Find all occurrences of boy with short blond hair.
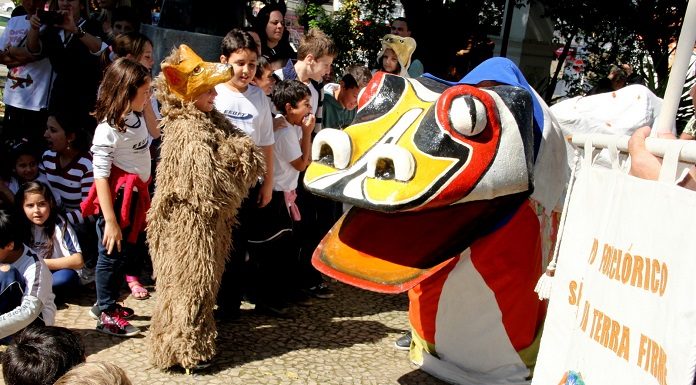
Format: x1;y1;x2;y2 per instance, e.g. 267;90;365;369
275;28;337;133
296;28;338;63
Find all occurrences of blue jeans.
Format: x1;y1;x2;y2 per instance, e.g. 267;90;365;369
74;218;98;269
94;190;146;312
51;269;79;302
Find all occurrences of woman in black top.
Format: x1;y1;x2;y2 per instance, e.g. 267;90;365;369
255;4;295;69
27;0;106;132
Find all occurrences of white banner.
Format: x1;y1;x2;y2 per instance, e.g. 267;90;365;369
533;143;696;385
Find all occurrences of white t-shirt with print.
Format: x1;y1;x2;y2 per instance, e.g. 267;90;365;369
214;83;274;147
91;112;151;182
30;216;81;262
273;115;303;191
0;16;54;111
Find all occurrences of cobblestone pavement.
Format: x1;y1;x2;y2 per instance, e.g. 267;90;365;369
1;280;449;385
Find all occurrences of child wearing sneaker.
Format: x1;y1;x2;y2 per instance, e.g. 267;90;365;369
81;58;153;338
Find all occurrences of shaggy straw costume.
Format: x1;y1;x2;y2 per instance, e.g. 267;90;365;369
146;45;264;370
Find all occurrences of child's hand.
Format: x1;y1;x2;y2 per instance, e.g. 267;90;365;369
258;182;273;208
103;218;122;254
301;114;316;134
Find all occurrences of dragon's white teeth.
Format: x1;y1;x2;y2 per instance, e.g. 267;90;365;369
366;144;415;182
312;128;352;169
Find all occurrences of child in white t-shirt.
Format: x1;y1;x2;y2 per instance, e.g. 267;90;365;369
0;0;54;145
273;29;337;300
271;80;315;195
214;28;276;318
215;28;274;207
16;181;83;303
0;208;56;341
82;58;152;338
240;79;315;315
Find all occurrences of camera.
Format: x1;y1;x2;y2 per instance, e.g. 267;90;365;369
38;10;64;25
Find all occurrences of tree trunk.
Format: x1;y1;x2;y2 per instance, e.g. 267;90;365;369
544;32;576;103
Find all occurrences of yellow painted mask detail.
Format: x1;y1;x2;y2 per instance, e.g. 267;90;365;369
160;44;233;101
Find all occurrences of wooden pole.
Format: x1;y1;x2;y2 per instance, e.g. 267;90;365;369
570;133;696;163
653;0;696;134
499;0;516;57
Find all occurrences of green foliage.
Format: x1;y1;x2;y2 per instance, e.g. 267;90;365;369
298;0;393;81
289;0;690;98
534;0;688;101
298;3;329;30
296;0;515;80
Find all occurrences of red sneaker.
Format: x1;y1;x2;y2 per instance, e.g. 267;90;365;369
96;310;140;337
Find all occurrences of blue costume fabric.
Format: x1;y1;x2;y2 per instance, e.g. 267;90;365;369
424;57;544;160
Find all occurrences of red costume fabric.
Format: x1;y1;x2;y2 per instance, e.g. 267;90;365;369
80;165;151;243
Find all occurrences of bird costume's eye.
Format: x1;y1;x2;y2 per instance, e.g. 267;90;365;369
449;96;487;137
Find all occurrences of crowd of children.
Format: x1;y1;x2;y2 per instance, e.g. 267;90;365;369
0;0;426;374
2;3;692;382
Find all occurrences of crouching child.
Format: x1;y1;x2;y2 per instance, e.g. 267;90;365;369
0;208;56;341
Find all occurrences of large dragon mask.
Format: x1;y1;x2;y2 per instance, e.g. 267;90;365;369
305;62;539;293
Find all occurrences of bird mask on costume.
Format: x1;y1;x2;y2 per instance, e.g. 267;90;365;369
377;34;417;77
305;66;537;292
160;44;232;101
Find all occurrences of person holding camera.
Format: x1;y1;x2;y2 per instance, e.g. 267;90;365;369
0;0;52;148
27;0;106;133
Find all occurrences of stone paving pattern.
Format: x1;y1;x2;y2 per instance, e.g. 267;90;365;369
0;280;449;385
